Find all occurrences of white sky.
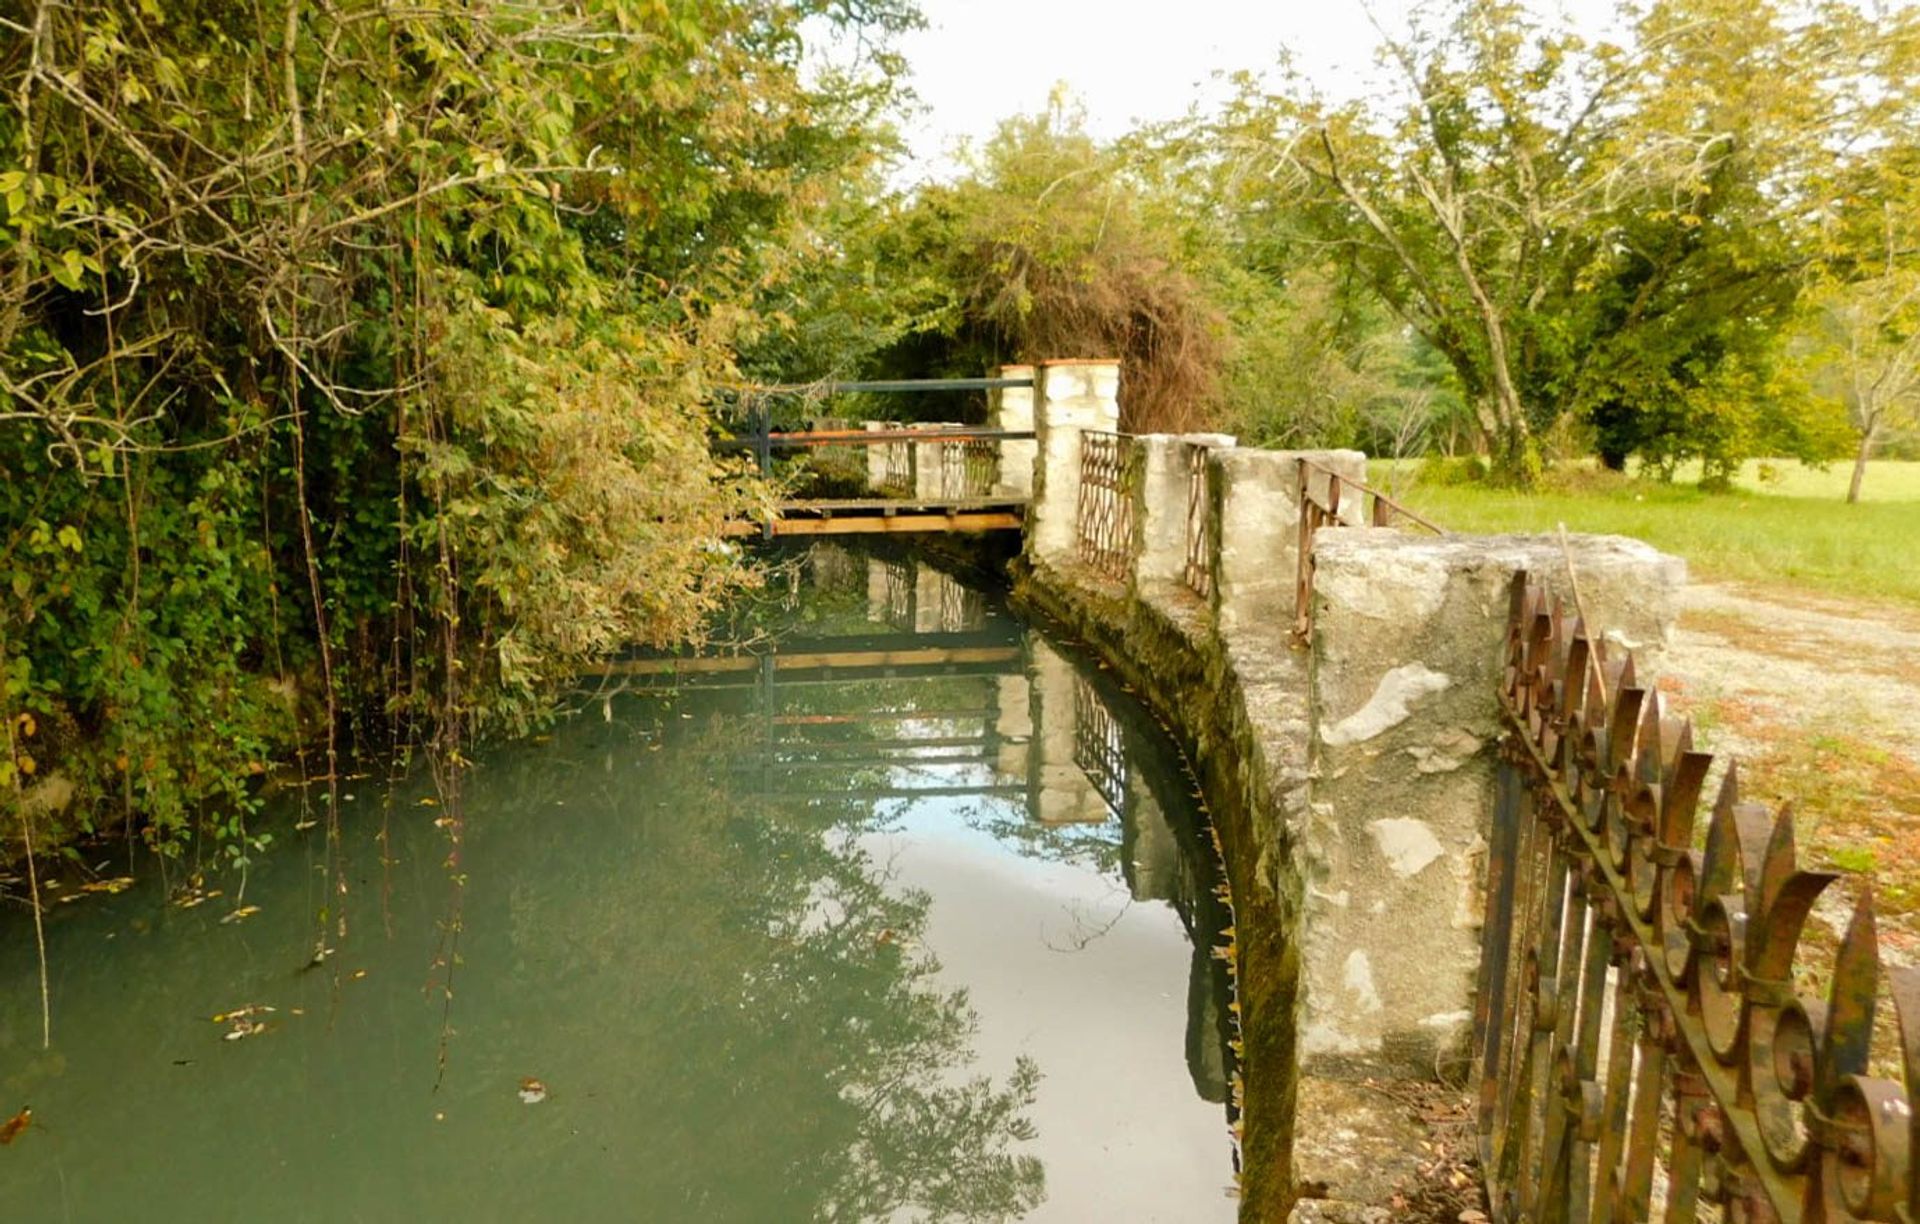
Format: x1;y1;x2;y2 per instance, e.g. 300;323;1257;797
884;0;1628;182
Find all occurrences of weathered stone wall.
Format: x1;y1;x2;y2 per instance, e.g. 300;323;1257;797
990;364;1037;499
1300;532;1684;1080
1007;371;1685;1223
1027;359;1121;566
1211;448;1364;636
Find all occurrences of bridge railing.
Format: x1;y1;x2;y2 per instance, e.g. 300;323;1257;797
1481;570;1918;1223
1292;457;1444;644
1182;440;1217;600
1074;430;1141;582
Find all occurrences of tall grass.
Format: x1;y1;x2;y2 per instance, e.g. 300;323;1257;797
1375;460;1920;607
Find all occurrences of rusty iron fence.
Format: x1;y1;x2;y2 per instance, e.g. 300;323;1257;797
871;424;914;498
1293;458;1444;644
939;437;1000;499
1478;571;1919;1223
1183;441;1216;600
1075;430;1140;582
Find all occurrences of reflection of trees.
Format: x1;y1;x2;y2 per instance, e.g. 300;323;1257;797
467;693;1046;1222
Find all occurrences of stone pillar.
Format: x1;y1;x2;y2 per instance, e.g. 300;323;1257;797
1209;448;1365;638
1298;530;1684;1077
912;423;959;500
1027;638;1109;824
1026;359;1121;568
990;364;1036;499
1133;432;1235;589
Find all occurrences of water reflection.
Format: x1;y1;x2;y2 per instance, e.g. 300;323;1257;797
0;545;1235;1222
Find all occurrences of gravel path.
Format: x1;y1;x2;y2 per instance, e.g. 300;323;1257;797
1667;582;1920;762
1665;581;1920;963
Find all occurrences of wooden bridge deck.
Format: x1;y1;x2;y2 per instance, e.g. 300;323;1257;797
727;495;1027;537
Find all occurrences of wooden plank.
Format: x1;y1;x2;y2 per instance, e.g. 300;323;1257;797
589;645;1021;677
780;496;1027;512
770;512;1023;536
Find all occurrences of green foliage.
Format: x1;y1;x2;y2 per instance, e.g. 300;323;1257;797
837;102;1231;431
1199;0;1920;485
0;0;917;855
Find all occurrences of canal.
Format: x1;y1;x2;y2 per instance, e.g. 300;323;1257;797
0;545;1237;1221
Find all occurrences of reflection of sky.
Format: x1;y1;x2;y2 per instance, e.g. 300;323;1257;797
860;797;1237;1223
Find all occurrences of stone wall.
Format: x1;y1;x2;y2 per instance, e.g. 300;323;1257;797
998;368;1685;1222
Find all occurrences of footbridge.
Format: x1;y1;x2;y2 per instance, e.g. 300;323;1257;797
716;376;1039;537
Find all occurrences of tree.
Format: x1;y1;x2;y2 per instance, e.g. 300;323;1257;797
855;100;1230;432
0;0;920;854
1805;151;1920;502
1204;0;1919;485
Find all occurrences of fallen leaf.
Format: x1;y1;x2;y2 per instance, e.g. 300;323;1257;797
219;905;262;925
518;1077;548;1105
0;1108;30;1146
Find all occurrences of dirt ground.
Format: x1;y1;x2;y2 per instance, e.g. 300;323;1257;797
1662;581;1920;964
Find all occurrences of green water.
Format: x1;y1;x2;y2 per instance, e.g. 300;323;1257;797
0;546;1237;1222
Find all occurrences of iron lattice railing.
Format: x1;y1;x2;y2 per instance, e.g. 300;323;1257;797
1293;458;1444;644
1072;671;1127;820
939;438;1000;499
1183;441;1214;600
876;430;913;498
1479;571;1918;1223
1075;430;1140;582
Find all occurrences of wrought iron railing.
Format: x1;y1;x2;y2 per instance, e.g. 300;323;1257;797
1480;571;1918;1223
1183;441;1215;600
939;438;1000;499
871;424;913;498
1293;458;1444;644
1075;430;1140;582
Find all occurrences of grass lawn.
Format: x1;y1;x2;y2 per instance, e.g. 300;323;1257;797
1373;459;1920;607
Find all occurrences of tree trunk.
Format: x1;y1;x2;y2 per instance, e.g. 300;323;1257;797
1847;426;1876;504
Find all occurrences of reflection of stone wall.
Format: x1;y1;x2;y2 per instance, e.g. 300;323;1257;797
866;556;915;631
851;559;985;635
1123;768;1178;903
1027;639;1109;825
993;673;1031;780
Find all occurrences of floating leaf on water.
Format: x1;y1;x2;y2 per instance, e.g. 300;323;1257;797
0;1108;31;1146
211;1004;276;1024
517;1077;548;1104
350;969;367;981
417;796;438;807
80;876;135;895
219;905;262;925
